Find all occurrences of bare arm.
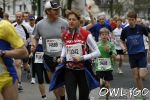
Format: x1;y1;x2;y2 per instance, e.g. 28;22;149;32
2;46;28;59
85;6;96;30
120;39;127;52
31;37;38;53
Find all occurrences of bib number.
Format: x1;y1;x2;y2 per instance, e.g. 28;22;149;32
34;52;44;63
97;58;111;71
66;44;83;61
46;39;62;52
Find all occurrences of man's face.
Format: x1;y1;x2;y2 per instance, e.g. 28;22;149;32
128;17;136;27
98;16;105;24
23;13;29;22
136;18;142;25
29;19;35;26
47;8;60;20
16;12;23;24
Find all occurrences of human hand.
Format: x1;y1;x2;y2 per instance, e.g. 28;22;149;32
86;5;92;13
104;46;110;52
73;55;84;62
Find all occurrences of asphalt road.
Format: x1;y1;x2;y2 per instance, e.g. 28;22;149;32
19;56;150;100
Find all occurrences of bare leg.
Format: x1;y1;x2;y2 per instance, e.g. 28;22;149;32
0;93;4;100
39;84;46;97
2;81;18;100
132;68;143;90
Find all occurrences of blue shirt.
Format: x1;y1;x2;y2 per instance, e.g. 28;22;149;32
90;23;112;42
120;24;149;54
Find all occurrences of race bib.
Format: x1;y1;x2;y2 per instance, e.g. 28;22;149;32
34;52;44;63
46;39;62;52
97;58;111;71
0;63;5;75
66;44;83;61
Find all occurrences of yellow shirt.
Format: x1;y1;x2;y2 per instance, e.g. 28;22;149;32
0;20;24;77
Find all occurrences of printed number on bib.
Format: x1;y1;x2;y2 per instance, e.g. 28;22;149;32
34;52;44;63
97;58;111;71
66;44;83;61
46;39;62;52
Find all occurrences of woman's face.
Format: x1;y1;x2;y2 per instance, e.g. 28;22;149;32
68;14;80;29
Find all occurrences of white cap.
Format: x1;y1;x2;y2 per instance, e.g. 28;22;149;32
45;1;61;10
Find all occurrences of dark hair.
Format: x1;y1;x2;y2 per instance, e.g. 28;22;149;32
35;16;43;24
66;9;81;20
127;11;137;19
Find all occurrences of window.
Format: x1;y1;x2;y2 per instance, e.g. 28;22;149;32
24;4;26;11
19;5;22;11
7;5;10;11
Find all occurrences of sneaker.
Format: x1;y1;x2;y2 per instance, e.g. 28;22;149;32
42;97;47;100
138;96;146;100
118;68;123;74
31;78;36;84
89;96;95;100
18;84;23;92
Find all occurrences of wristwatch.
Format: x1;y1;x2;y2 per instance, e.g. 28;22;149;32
0;50;6;57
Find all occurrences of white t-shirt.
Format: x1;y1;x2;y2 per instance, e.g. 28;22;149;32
113;28;122;50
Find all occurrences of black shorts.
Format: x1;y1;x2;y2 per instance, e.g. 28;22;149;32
43;54;59;73
129;52;147;69
96;70;113;81
116;50;124;55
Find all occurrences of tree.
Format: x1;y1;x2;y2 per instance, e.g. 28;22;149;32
31;0;37;15
13;0;16;14
113;2;123;16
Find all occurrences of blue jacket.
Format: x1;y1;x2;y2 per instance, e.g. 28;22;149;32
49;63;99;91
0;40;18;83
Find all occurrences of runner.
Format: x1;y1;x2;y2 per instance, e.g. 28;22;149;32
32;1;68;100
112;18;124;74
0;8;28;100
90;13;112;42
95;28;116;100
13;11;32;91
61;10;100;100
120;11;150;99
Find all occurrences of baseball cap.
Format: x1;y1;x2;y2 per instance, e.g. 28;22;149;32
29;15;35;20
45;1;61;10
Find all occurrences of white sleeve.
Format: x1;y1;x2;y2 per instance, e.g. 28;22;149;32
61;45;66;58
83;34;100;60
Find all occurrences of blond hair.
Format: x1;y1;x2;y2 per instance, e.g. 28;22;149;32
99;28;110;34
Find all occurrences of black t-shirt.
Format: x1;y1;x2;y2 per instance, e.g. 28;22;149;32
120;24;149;41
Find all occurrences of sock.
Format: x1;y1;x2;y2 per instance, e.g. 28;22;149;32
61;96;65;100
42;95;46;98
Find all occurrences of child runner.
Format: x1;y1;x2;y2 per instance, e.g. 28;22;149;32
95;28;116;100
